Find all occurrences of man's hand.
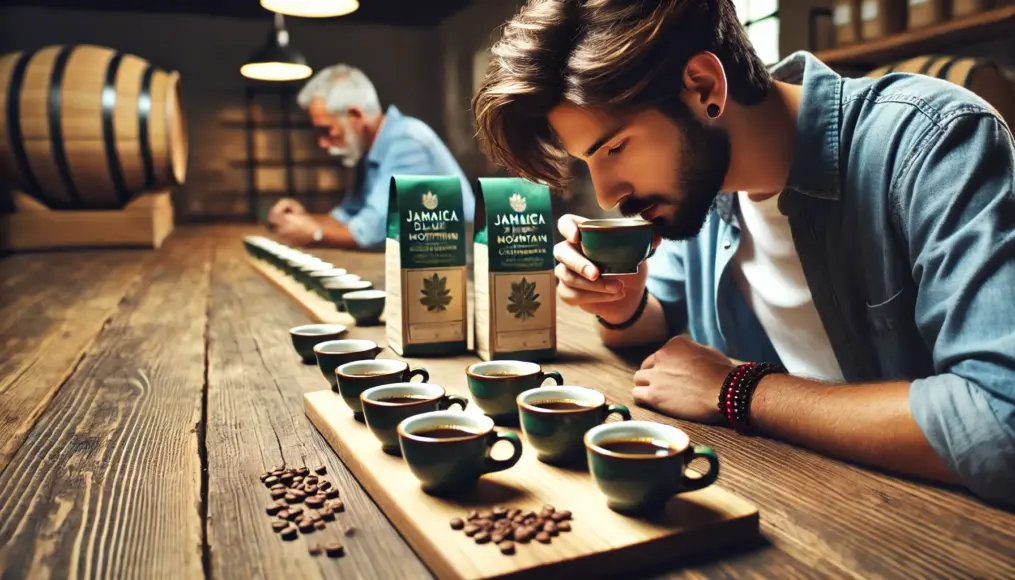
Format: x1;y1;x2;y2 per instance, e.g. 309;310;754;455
554;214;659;324
274;212;319;247
632;336;736;423
268;198;307;227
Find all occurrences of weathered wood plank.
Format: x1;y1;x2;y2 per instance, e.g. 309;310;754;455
0;230;210;578
0;249;148;470
205;236;432;580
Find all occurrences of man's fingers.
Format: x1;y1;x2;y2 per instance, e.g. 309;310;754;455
553;241;600;281
558;284;626;306
633;369;652;385
557;214;588;244
631;385;653;407
641;352;658;370
555;263;622;294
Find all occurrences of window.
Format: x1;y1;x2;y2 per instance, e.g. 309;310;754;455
734;0;780;65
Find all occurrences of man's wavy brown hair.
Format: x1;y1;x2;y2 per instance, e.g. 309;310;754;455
472;0;772;189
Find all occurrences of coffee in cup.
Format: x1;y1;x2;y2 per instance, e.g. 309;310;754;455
335;358;428;421
518;385;631;465
576;218;654;275
314;339;383;389
465;360;563;423
361;383;468;454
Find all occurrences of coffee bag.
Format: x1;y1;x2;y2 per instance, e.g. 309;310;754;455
386;175;468;356
474;178;556;361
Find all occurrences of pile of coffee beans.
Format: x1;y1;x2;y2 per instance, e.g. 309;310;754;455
259;465;347;558
450;505;573;555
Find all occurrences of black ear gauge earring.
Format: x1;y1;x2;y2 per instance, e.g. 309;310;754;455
706;104;721;119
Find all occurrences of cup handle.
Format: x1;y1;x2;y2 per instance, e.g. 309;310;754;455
371;346;385;358
606;404;631;421
538;370;564;386
437;394;469;411
678;445;720;492
483;430;523;474
406;367;429;382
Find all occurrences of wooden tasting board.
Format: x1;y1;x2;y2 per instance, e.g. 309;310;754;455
248;256;761;579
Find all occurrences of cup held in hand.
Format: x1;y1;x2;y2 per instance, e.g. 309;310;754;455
577;218;654;276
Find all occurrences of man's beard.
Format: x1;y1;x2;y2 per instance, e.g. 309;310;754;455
620;113;730;240
327;116;363;168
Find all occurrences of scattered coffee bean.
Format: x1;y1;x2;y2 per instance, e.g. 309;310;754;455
308;510;323;522
271;489;287;500
325;488;339;499
467;510;479;521
536;532;551;544
296;467;310;477
277;509;290;520
344;526;356;537
304;485;318;495
305;476;318;486
329;499;345;512
298;520;315;533
558;521;571;532
493;506;507;519
292;488;307;499
491;532;505;544
320;507;335;521
543;521;557;536
318;481;332;492
507;508;521;519
306;496;324;509
477;509;494;520
475;531;491;544
284;493;297;504
540;508;553;519
272;466;285;474
314;520;326;531
463;524;480;537
511;515;525;524
293;476;304;486
270;483;285;491
450;518;464;530
288;506;303;518
514;527;533;543
476;518;492;529
325;543;344;558
274;499;288;508
271;520;288;532
264;476;279;486
315;465;327;475
551;510;571;522
498;541;515;555
280;472;294;485
524;511;537;520
542;504;555;513
281;525;298;541
266;503;282;516
259;472;270;482
308;544;322;556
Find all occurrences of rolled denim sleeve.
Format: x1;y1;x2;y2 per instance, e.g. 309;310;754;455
345;139;433;250
899;113;1015;505
645;240;689;337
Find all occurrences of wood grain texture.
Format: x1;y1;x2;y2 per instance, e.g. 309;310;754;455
0;229;209;578
0;248;147;470
205;236;432;580
306;390;759;580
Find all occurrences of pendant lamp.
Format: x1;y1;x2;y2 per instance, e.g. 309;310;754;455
240;13;313;82
260;0;359;18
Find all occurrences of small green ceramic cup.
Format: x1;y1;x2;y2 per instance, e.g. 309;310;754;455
577;218;654;275
325;279;373;311
314;339;383;390
518;385;631;465
342;289;386;326
361;382;469;454
585;421;720;515
298;261;334;289
398;410;523;495
309;268;349;296
465;360;564;424
335;358;428;421
288;323;347;363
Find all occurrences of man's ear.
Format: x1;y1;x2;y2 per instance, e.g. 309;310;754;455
345;105;366;130
681;51;728;120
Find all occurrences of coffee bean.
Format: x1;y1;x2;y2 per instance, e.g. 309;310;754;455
259;472;270;482
266;503;282;516
511;515;525;524
308;510;322;522
524;511;537;520
296;467;310;477
475;531;491;544
463;524;480;537
540;508;553;519
542;504;555;513
450;518;464;530
475;518;492;529
536;531;551;544
273;466;285;473
293;476;304;486
498;541;515;555
271;520;288;532
543;521;558;536
264;476;279;486
558;521;571;532
305;476;318;486
314;520;327;531
308;544;322;556
551;510;571;522
344;526;356;537
491;532;505;544
287;506;303;517
292;488;306;499
325;488;340;499
280;473;294;485
270;483;285;491
318;481;332;492
270;489;286;500
281;525;298;541
284;493;297;503
304;485;318;495
492;506;507;519
305;496;324;509
325;543;344;558
329;499;345;512
277;509;290;520
315;465;327;475
507;508;521;519
274;499;288;508
320;507;335;521
467;510;479;521
298;520;315;533
477;509;493;520
514;527;533;543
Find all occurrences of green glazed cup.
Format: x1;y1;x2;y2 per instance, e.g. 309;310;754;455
398;410;523;495
314;339;383;390
360;382;469;454
585;421;720;515
577;218;654;275
309;268;349;296
465;360;564;424
298;261;334;289
518;385;631;465
342;289;386;326
289;323;347;363
335;358;428;421
325;279;372;311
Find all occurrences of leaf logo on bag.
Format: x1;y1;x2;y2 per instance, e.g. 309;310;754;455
507;277;541;320
420;273;452;312
422;191;439;210
509;193;527;213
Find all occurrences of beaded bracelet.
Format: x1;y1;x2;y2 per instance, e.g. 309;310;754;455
717;362;786;433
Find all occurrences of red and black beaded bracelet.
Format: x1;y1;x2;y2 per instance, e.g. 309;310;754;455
717;362;786;433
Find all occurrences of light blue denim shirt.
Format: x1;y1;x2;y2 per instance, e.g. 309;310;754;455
646;52;1015;506
331;105;476;249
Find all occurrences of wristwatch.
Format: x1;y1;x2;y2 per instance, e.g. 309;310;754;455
312;226;324;244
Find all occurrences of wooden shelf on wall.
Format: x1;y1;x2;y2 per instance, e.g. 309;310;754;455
229;159;339;168
816;5;1015;67
221;120;316;130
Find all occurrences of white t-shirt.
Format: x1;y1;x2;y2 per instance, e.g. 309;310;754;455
732;192;845;382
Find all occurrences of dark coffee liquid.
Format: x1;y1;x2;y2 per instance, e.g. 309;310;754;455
534;399;593;411
355;369;392;377
377;395;430;404
414;426;478;439
599;438;677;457
482;370;519;377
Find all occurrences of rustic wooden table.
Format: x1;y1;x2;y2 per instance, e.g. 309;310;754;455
2;225;1013;579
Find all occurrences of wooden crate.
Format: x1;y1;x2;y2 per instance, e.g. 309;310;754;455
0;190;174;251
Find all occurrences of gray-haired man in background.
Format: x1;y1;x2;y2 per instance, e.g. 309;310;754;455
268;64;475;250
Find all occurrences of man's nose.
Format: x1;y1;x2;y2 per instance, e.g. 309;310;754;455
589;166;628;211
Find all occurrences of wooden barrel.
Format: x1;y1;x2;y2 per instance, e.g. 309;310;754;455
867;55;1014;125
0;45;188;210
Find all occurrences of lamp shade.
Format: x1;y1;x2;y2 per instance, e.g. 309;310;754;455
260;0;359;18
241;13;313;82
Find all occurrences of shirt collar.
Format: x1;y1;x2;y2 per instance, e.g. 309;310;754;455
366;104;403;166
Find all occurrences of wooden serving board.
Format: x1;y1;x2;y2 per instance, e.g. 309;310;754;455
305;390;759;580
